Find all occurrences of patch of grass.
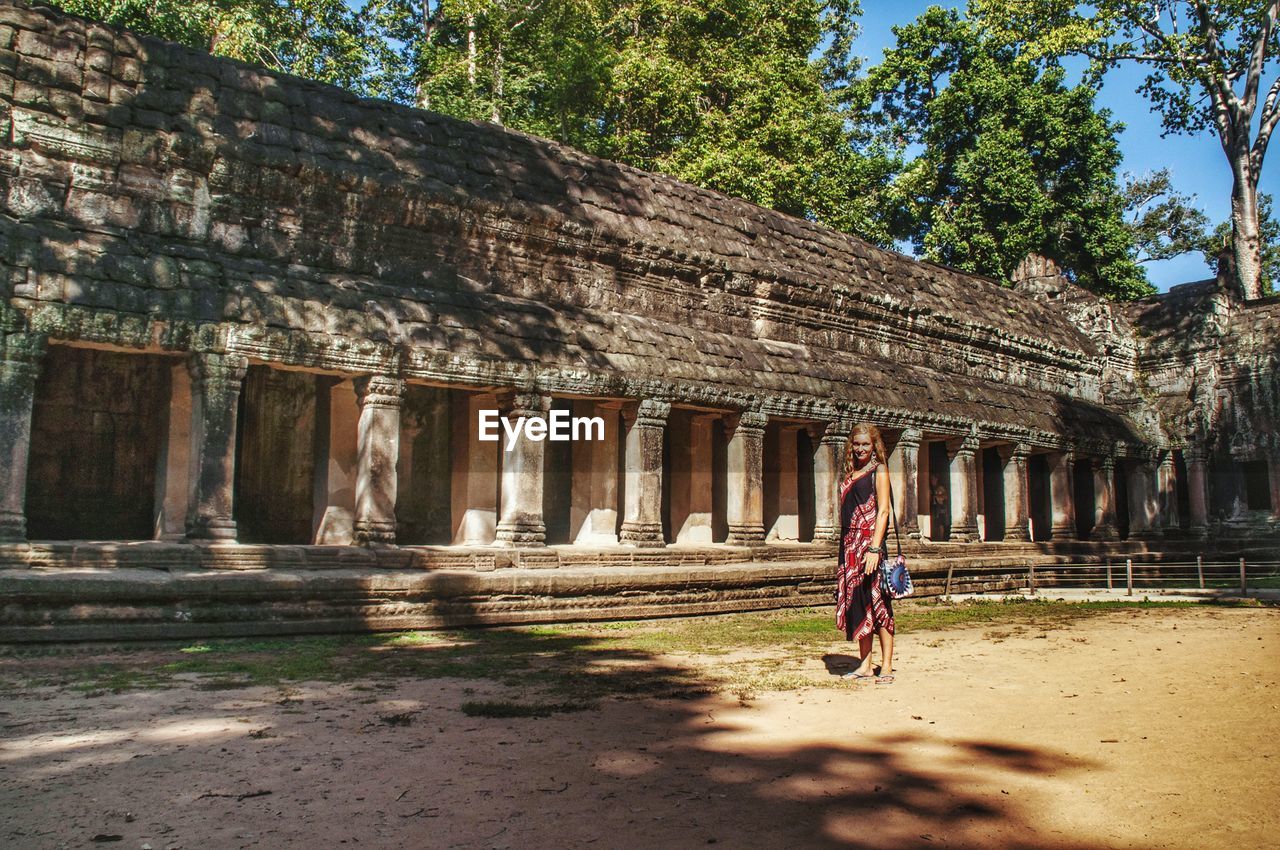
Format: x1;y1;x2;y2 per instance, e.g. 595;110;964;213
1;597;1264;704
460;700;592;718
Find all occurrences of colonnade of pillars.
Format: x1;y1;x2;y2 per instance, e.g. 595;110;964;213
2;340;1276;546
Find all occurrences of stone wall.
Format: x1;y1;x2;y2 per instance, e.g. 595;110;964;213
0;0;1150;454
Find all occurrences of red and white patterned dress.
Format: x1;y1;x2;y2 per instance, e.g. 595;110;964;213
835;459;895;639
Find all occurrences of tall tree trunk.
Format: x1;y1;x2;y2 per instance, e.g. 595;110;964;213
1230;155;1265;300
467;13;477;89
491;38;503;124
415;0;437;110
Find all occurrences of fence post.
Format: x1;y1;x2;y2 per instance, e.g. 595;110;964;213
1241;557;1247;595
1197;555;1204;589
944;562;954;598
1029;562;1036;595
1106;558;1112;590
1126;558;1133;596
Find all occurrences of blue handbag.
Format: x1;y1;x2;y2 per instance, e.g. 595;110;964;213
879;479;915;599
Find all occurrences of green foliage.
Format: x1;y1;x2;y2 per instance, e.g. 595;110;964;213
60;0;382;91
362;0;890;239
974;0;1280;299
862;7;1151;298
1123;168;1211;263
974;0;1280;138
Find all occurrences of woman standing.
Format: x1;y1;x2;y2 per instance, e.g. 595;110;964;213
836;423;895;683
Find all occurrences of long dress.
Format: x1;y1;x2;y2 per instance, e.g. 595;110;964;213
835;459;895;640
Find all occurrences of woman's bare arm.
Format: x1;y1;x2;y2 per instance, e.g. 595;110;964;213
872;465;891;551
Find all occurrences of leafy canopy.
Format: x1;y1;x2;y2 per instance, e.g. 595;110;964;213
59;0;380;91
861;7;1151;297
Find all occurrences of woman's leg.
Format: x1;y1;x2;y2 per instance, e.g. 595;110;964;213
877;628;894;678
854;634;874;674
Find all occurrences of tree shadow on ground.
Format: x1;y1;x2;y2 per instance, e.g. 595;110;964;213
0;629;1118;848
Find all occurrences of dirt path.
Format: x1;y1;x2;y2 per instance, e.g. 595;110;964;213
1;606;1276;848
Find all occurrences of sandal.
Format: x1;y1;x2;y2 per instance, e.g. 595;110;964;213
842;671;873;680
874;675;895;685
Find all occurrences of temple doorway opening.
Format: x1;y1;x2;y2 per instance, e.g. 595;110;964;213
26;346;168;541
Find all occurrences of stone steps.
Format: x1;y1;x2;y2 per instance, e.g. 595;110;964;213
0;539;1273;642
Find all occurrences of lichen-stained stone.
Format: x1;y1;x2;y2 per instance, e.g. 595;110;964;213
0;0;1273;492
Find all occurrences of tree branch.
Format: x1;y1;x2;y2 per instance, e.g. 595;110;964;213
1238;0;1278;130
1192;0;1243;124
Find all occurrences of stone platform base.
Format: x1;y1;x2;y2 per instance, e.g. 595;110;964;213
0;539;1272;642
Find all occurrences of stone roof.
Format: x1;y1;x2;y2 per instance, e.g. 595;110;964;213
0;0;1150;446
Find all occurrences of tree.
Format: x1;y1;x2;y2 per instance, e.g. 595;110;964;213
1122;169;1211;263
1202;192;1280;291
975;0;1280;300
61;0;380;92
861;7;1150;298
369;0;894;241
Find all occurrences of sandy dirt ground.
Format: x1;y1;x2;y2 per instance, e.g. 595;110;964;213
1;606;1277;849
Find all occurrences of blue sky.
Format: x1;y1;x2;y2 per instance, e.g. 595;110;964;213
856;1;1277;291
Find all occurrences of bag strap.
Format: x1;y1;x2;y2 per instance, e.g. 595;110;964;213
882;466;903;558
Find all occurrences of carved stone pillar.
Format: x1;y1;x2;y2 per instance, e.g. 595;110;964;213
1127;456;1161;539
620;399;669;547
352;376;405;546
185;352;247;543
1049;451;1076;539
495;392;550;546
725;410;767;546
1158;451;1180;531
948;433;980;542
1001;443;1031;542
892;427;922;540
1186;446;1210;537
811;421;849;542
0;332;46;543
1092;455;1120;541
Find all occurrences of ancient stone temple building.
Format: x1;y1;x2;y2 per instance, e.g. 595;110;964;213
0;1;1275;638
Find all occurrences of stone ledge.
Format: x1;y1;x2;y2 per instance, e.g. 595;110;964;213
1;541;1273;642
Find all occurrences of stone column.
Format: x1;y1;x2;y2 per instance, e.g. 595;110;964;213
1186;446;1210;537
185;352;247;543
0;332;46;543
154;362;193;540
948;433;980;542
495;392;550;546
767;423;802;542
811;421;848;542
570;400;621;545
1158;451;1180;531
725;410;767;546
619;399;669;547
1092;455;1120;541
1127;457;1160;538
353;376;405;546
893;427;922;540
453;392;500;545
1001;443;1031;542
1048;451;1076;539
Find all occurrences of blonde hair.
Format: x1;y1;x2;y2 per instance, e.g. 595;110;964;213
843;422;887;480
